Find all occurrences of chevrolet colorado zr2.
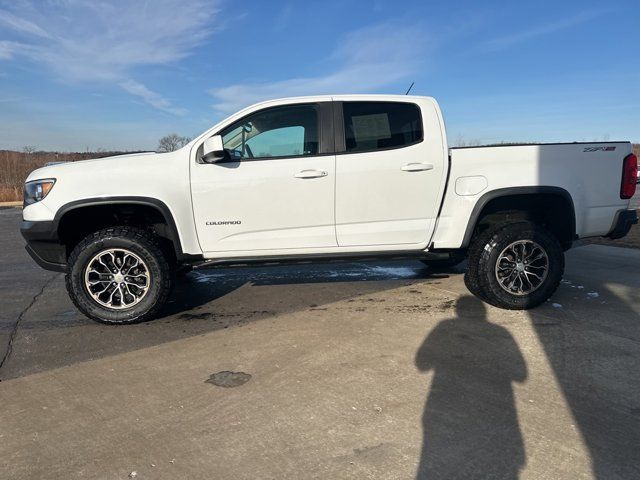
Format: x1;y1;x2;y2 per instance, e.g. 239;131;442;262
21;95;638;324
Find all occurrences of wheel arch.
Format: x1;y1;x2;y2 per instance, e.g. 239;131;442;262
55;197;184;262
462;187;577;250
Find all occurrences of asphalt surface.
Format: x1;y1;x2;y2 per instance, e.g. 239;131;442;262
0;207;451;379
1;206;640;479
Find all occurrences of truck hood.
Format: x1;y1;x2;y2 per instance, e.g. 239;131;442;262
25;151;171;182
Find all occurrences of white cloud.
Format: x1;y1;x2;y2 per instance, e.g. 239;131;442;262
119;80;187;116
0;9;50;38
0;0;220;113
0;40;20;59
480;9;605;52
273;4;293;32
209;22;427;114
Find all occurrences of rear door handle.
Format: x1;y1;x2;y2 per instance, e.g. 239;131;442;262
295;169;328;179
401;163;434;172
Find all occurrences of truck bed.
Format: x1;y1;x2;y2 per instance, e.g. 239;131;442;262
430;142;633;249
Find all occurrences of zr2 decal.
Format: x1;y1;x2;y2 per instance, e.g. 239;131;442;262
583;146;616;152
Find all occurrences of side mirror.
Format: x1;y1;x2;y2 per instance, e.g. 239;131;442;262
201;135;228;163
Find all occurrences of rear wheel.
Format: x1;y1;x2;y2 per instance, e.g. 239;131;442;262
465;222;564;310
66;226;172;324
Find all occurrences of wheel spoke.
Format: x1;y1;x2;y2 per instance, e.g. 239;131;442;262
527;261;546;268
107;284;118;305
123;283;139;301
513;272;522;293
523;269;543;281
94;282;113;295
123;257;139;274
507;272;519;290
527;252;545;263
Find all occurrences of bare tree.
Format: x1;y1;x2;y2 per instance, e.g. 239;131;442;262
157;134;191;152
22;146;37;154
453;135;482;147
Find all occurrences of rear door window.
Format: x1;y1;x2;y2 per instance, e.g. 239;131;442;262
342;101;423;153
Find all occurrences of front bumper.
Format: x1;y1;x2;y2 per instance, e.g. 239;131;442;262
605;209;638;240
20;220;67;272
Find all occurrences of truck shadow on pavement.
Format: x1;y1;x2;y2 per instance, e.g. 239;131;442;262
164;261;450;316
415;296;527;479
0;260;449;379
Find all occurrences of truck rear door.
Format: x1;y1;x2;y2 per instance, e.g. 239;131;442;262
333;98;448;247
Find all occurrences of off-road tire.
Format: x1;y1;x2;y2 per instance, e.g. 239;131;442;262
464;227;495;304
465;222;564;310
66;226;172;324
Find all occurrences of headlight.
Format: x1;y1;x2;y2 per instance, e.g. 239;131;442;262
24;179;56;206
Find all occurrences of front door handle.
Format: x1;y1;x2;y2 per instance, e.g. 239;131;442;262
401;162;434;172
295;169;328;179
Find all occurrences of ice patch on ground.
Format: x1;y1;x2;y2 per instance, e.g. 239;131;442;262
326;271;366;278
552;303;563;308
562;279;585;289
193;272;226;283
366;266;418;278
587;292;599;298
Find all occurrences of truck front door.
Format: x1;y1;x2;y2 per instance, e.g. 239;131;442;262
190;102;337;253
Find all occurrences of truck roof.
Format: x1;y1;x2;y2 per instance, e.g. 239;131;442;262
239;94;437;111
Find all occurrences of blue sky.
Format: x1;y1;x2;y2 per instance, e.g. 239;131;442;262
0;0;638;151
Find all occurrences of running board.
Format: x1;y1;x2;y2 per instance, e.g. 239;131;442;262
189;250;451;270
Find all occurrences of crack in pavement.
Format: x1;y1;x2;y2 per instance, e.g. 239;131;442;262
0;273;59;378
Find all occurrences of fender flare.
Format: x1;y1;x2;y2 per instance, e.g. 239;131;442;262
461;186;576;248
54;196;184;258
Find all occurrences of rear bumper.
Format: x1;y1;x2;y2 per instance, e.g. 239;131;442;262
605;209;638;240
20;220;67;272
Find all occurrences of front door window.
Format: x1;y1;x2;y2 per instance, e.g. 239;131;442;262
220;104;319;160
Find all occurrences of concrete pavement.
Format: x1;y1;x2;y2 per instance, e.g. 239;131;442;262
1;207;639;479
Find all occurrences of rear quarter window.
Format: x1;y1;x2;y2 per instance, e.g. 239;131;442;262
342;101;423;153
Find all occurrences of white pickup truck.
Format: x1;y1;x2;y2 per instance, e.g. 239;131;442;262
21;95;638;324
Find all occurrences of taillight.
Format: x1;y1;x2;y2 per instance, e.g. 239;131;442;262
621;153;637;199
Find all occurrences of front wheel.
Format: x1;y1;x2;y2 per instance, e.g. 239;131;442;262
465;222;564;310
65;226;172;324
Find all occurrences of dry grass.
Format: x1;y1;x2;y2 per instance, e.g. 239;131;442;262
0;150;141;202
0;186;21;202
